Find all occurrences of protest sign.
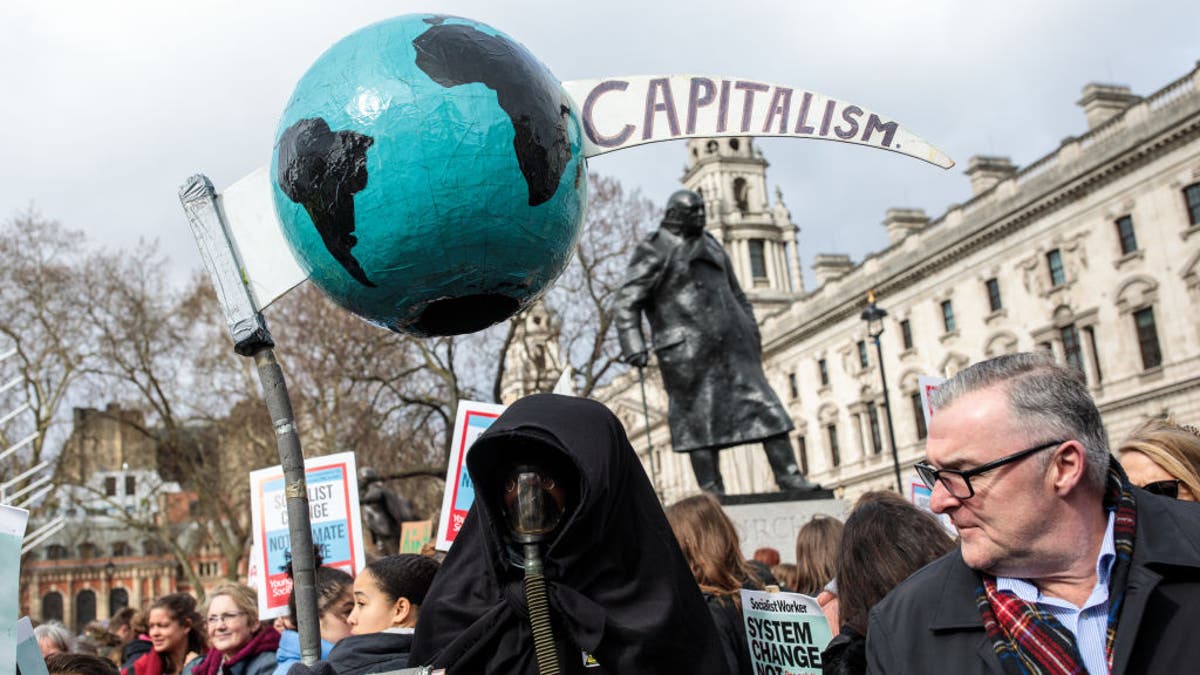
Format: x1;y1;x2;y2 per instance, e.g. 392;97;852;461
246;542;262;593
1;506;28;675
435;400;506;551
910;480;956;534
15;617;46;675
917;375;945;431
399;520;432;554
249;451;365;619
740;589;832;675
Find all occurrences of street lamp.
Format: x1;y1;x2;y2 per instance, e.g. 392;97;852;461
860;290;904;493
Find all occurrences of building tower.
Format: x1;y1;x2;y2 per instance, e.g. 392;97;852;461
681;136;804;317
499;300;564;404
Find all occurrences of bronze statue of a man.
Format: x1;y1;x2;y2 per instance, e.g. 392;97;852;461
615;189;817;495
358;466;418;555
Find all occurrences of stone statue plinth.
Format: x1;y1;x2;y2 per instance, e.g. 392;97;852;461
719;490;848;562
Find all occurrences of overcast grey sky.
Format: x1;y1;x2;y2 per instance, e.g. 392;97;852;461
3;0;1197;289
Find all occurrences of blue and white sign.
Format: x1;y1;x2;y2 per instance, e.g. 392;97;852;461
436;400;506;550
249;451;365;619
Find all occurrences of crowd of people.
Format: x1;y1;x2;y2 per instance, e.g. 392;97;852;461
31;553;439;675
30;352;1200;674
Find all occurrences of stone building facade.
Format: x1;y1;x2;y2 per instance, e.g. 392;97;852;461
19;405;231;629
594;61;1200;504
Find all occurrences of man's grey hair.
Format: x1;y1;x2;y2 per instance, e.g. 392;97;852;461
930;352;1109;491
34;621;74;653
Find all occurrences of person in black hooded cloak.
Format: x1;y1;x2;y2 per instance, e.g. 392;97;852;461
408;393;730;674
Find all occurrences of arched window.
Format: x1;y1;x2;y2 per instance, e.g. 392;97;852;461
79;542;98;559
109;588;129;617
733;178;750;213
45;544;68;560
984;331;1020;358
41;592;64;622
112;542;131;557
75;590;97;632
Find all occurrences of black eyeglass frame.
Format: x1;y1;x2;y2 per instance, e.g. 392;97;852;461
914;439;1067;500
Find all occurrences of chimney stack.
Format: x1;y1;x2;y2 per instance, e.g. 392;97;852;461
812;254;853;286
965;155;1017;196
882;208;929;244
1077;83;1139;129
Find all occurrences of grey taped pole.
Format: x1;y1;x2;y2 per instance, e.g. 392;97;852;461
178;175;273;356
178;175;320;665
255;348;322;666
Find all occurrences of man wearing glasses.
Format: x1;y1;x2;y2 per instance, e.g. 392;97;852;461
866;352;1200;674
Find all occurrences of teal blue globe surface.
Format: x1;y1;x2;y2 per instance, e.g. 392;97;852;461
271;14;587;336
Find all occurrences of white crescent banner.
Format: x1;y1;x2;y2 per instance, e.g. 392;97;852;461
563;75;954;169
189;74;953;332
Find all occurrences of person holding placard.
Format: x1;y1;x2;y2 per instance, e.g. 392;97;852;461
667;492;762;675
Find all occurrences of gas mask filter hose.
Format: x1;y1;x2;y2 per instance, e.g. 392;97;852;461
507;469;562;675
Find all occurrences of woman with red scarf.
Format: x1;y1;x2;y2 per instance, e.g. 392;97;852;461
191;584;280;675
124;594;206;675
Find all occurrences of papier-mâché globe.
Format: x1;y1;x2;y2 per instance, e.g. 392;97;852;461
271;14;587;336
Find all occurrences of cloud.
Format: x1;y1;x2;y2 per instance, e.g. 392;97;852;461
1;0;1196;291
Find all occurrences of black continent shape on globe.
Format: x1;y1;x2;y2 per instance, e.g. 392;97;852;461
413;23;572;207
276;117;377;287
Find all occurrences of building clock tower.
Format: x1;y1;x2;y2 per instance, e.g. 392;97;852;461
681;136;804;317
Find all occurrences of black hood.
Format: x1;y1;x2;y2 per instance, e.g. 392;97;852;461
410;394;725;674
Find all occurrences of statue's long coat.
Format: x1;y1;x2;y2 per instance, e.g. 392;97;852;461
615;227;793;452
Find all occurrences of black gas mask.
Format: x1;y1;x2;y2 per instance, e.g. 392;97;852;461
493;451;576;675
502;465;568;545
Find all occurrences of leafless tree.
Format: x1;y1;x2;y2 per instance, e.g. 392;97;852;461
253;283;461;518
75;249;274;592
492;174;659;399
0;210;97;494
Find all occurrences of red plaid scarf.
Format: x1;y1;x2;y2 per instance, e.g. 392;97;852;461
974;462;1136;675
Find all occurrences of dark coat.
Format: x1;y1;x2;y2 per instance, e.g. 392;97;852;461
822;626;866;675
865;489;1200;674
327;631;412;675
409;394;729;674
707;594;753;675
615;226;793;452
121;638;153;671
